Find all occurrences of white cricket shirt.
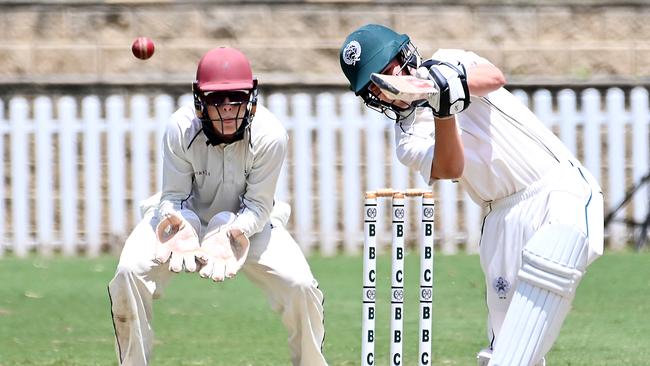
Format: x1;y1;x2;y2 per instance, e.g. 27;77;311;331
395;49;577;204
158;104;287;238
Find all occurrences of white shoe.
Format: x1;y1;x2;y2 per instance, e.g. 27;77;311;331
477;348;491;366
477;348;546;366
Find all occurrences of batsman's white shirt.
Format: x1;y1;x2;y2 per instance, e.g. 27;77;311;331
397;49;582;204
395;49;604;347
109;104;327;366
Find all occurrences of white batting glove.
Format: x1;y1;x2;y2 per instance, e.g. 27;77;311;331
198;212;250;282
154;212;201;273
415;61;470;117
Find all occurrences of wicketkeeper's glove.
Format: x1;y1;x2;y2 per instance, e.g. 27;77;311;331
415;59;471;118
198;212;250;282
155;211;202;273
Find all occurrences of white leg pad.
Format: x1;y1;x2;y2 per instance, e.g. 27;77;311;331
489;224;589;366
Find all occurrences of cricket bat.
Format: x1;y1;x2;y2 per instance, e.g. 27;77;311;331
370;73;438;103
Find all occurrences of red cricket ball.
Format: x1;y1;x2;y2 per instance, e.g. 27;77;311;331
131;37;155;60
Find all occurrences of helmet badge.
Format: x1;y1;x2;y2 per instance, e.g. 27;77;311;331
342;40;361;66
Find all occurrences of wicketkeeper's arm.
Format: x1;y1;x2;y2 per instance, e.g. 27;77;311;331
154;113;203;273
231;125;288;238
159;117;196;214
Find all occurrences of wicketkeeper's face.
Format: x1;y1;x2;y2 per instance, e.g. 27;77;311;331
204;91;250;136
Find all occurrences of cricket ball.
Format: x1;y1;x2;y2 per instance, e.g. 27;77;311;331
131;37;155;60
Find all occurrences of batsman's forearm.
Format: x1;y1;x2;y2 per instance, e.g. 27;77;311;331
430;117;464;179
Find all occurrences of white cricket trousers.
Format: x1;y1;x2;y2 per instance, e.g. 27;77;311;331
478;161;603;349
108;206;327;366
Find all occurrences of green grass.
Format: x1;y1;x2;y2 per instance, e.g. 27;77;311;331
0;250;648;365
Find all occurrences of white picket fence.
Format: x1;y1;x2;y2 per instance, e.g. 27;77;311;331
0;87;648;257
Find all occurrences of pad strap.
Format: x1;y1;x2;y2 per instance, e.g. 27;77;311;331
518;224;588;298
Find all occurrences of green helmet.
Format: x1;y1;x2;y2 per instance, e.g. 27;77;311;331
340;24;410;95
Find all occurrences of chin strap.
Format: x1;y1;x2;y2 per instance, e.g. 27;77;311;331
200;118;248;146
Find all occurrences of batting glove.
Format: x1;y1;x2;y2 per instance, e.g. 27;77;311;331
154;212;201;273
415;60;471;118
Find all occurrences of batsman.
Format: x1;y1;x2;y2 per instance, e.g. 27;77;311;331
108;47;328;366
340;24;604;366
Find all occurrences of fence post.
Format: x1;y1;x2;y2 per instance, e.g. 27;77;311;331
131;95;152;221
582;89;602;186
437;179;458;254
0;99;5;256
630;87;650;240
365;112;389;250
59;97;78;255
365;112;387;192
316;93;338;256
606;88;626;249
154;95;174;191
268;93;290;203
389;125;409;192
83;96;102;256
533;89;554;128
107;96;127;245
341;93;362;255
292;94;314;253
35;97;54;255
512;89;529;106
10;98;30;256
558;89;578;156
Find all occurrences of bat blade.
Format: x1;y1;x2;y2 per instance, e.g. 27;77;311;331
370;73;438;103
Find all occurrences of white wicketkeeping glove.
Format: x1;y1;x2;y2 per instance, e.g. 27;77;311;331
198;212;250;282
154;212;201;273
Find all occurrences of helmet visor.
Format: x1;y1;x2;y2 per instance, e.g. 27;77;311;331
204;90;250;106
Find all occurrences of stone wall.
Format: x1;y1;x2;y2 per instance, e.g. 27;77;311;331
1;0;649;89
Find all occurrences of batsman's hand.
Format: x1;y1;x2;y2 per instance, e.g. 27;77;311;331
155;213;201;273
415;60;471;118
198;226;250;282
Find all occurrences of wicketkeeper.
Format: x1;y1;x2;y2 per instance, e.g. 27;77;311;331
340;24;604;366
108;47;328;366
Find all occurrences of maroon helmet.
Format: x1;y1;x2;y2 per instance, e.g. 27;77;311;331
192;47;258;145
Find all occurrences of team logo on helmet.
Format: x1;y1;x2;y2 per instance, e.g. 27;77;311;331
342;40;361;66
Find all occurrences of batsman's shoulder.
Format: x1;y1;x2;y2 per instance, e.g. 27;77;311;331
431;48;487;67
431;48;467;62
